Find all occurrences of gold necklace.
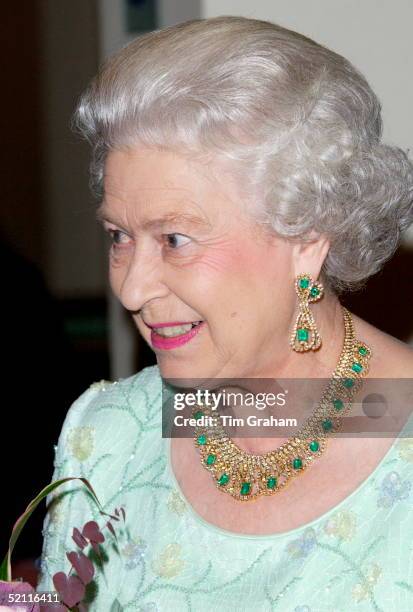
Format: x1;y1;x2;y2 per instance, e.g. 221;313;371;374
191;306;371;501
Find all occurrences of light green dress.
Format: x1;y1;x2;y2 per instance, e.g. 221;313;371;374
37;365;413;611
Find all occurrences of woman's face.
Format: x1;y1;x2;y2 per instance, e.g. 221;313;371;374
100;146;298;381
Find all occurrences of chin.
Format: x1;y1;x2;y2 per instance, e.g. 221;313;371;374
156;358;222;391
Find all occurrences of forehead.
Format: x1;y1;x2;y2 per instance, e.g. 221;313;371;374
101;146;245;226
104;147;213;204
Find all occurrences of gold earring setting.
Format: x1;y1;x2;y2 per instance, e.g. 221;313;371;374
290;273;324;352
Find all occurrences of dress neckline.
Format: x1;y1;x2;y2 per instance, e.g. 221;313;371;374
165;410;413;541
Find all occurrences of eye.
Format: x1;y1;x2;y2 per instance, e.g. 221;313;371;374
105;228;132;248
164;233;192;249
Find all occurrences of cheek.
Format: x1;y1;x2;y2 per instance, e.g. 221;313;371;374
189;241;273;286
190;243;291;324
166;243;264;316
108;255;127;295
166;243;242;291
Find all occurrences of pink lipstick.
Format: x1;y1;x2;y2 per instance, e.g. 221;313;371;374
150;321;205;350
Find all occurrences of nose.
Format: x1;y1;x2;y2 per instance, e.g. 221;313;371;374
115;244;168;312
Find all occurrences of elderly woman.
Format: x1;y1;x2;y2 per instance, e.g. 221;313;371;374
38;15;413;611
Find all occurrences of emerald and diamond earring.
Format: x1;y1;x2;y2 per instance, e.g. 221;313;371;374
290;273;324;352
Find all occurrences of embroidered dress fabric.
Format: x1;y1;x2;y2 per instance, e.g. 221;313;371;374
37;365;413;612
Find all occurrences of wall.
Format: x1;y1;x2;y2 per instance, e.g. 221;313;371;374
39;0;106;298
203;0;413;155
0;2;43;266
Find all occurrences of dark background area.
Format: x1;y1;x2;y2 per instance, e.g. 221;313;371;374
0;0;411;586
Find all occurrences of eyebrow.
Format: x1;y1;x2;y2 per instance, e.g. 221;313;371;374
95;203;211;231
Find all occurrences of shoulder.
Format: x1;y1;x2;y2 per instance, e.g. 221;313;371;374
83;363;162;408
59;365;162;431
53;365;163;474
352;312;413;377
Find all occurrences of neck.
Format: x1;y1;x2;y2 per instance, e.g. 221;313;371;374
229;292;349;453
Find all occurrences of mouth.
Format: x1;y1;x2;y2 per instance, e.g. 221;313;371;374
149;321;202;336
149;321;205;350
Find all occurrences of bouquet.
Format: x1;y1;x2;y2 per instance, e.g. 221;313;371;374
0;478;125;611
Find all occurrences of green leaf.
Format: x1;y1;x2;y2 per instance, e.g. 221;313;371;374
0;557;9;581
0;477;103;582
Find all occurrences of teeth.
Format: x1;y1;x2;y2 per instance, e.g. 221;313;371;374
154;323;195;337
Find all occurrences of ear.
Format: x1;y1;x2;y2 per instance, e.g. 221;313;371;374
291;233;330;281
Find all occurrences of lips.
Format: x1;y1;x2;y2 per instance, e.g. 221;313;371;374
150;321;205;350
143;320;202;329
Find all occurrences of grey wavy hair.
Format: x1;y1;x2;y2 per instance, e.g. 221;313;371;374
73;15;413;294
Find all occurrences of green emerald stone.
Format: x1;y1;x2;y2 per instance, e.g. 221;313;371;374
351;362;363;373
292;457;303;470
358;346;368;356
299;277;310;289
343;378;354;388
297;328;309;342
205;454;216;466
333;398;344;411
197;434;207;445
240;482;251;496
322;419;333;432
310;286;320;297
267;477;277;489
218;473;229;486
193;410;204;420
309;440;320;452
